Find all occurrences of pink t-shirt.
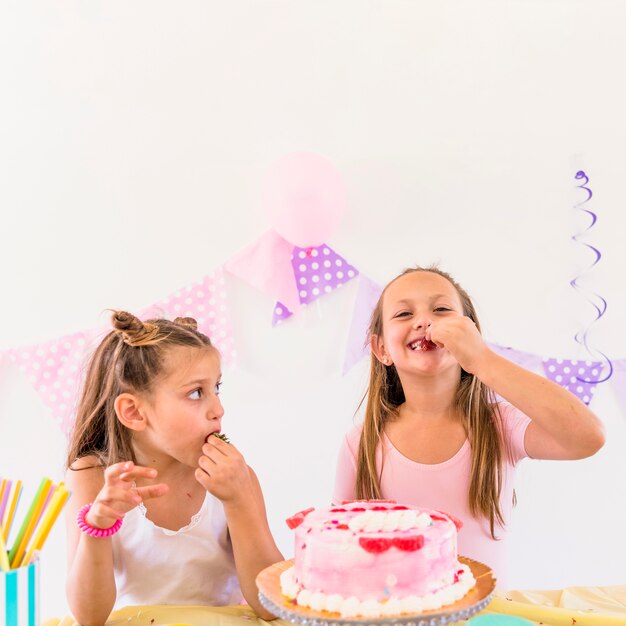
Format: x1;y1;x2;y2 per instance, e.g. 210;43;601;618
332;402;530;588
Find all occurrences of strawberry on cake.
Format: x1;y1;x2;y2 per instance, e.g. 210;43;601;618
280;500;476;618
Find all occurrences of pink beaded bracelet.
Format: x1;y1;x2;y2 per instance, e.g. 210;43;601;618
76;503;123;538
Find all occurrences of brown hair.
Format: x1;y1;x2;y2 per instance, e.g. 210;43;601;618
355;266;507;539
66;311;213;470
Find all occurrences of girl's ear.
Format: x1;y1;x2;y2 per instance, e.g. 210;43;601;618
371;334;392;365
114;393;148;431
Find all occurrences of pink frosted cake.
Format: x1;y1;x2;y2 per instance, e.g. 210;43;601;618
280;500;476;618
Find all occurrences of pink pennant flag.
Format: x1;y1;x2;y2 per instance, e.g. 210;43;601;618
272;243;359;326
150;267;237;366
609;359;626;419
343;274;383;374
224;230;301;313
542;358;605;406
487;343;542;372
8;332;90;435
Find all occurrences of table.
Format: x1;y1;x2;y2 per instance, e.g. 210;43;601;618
45;586;626;626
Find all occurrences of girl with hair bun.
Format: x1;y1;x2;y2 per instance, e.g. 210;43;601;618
65;311;282;624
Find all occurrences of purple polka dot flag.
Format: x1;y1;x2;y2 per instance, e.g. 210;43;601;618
541;358;605;405
272;243;359;326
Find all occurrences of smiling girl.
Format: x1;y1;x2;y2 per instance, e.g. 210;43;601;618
333;266;604;585
65;311;282;625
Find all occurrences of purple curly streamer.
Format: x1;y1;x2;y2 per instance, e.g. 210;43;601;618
570;170;612;383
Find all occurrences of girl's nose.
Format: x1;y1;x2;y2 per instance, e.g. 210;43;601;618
211;396;225;420
411;316;432;331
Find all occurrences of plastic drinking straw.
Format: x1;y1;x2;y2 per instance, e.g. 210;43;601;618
0;524;10;571
20;485;70;568
0;479;10;522
35;481;56;526
8;477;52;568
2;479;22;542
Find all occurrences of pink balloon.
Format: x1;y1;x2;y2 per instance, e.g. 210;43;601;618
262;152;347;247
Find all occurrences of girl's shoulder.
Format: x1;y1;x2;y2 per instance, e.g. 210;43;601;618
343;421;364;445
65;455;105;492
68;454;104;471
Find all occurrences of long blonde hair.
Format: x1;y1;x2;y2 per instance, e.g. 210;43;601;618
66;311;213;470
355;266;506;539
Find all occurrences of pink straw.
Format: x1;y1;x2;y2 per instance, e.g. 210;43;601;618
0;480;12;523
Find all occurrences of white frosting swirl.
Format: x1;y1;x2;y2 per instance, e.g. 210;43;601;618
347;509;432;533
280;564;476;618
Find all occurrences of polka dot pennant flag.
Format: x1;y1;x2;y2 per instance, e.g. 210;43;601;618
148;267;237;366
7;332;90;435
272;243;359;326
541;358;605;405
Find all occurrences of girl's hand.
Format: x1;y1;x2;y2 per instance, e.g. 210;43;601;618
195;437;253;503
426;313;490;374
87;461;169;529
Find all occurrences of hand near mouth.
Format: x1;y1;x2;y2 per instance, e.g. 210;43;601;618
426;314;489;374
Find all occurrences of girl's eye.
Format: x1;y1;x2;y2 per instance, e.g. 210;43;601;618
215;382;222;395
393;311;412;318
189;388;203;400
434;307;451;312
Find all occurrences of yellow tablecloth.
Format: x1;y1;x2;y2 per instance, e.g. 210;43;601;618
47;586;626;626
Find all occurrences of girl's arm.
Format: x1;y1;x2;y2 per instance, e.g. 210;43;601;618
65;459;168;626
65;459;117;626
428;314;605;460
197;438;284;619
475;350;605;460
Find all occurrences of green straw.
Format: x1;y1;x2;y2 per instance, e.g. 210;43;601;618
7;477;51;566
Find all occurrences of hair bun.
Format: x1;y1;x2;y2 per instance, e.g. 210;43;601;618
173;316;198;331
112;310;160;347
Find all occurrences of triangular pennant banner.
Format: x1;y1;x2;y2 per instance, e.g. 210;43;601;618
272;243;359;326
224;230;301;313
150;267;237;366
343;275;383;374
8;331;90;435
542;358;604;405
272;302;293;326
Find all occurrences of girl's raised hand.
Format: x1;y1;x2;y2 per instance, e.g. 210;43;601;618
195;436;254;503
426;313;490;374
87;461;169;530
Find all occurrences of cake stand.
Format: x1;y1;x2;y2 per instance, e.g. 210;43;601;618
256;557;495;626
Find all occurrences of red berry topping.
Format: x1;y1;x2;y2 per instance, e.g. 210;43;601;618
392;535;424;551
336;524;349;530
330;508;346;512
351;507;366;512
391;505;409;510
359;537;392;553
285;507;315;529
372;506;389;511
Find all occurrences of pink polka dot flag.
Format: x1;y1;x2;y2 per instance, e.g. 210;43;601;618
8;332;90;436
145;267;236;366
541;358;605;405
272;243;359;325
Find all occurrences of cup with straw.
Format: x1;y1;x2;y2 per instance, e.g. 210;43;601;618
0;476;70;626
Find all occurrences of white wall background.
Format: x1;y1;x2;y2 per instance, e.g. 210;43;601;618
1;1;626;619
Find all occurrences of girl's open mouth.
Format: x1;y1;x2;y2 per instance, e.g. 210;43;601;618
408;338;437;351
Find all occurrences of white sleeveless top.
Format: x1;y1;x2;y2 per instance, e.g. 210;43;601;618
112;492;243;608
